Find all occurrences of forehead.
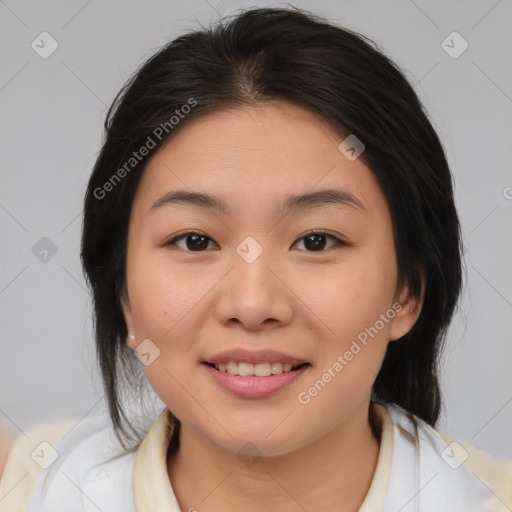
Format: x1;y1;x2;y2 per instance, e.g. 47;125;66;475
133;102;387;218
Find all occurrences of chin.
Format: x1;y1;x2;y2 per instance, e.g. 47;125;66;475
201;424;303;460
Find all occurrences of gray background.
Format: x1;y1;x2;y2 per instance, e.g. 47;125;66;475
1;0;511;458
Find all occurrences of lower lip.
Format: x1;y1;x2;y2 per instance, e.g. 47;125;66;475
201;363;310;398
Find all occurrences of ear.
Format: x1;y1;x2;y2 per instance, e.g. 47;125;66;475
388;271;426;342
120;285;137;350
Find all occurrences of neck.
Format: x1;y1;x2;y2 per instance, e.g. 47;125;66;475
167;401;382;512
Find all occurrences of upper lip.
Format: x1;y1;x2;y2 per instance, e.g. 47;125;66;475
204;349;309;365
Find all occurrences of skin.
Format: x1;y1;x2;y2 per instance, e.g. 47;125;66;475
121;102;424;511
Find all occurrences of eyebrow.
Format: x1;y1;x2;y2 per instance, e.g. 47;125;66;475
150;188;367;215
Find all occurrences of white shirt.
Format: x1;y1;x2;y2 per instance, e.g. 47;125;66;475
1;400;511;511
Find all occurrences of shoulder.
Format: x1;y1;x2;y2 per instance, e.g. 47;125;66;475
439;431;512;509
0;416;79;512
0;412;138;512
373;400;512;510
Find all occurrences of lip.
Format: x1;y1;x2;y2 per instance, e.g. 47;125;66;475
202;362;310;398
204;348;308;365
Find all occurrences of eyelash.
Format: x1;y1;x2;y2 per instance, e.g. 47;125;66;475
163;230;346;252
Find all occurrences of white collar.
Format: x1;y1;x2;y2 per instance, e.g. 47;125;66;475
27;401;500;511
375;400;500;511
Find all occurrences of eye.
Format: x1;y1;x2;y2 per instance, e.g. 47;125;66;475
164;230;345;252
164;232;217;252
292;231;344;252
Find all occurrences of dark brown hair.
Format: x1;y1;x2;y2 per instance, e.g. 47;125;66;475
81;6;464;448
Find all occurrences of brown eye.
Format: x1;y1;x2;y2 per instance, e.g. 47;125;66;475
292;231;344;252
165;232;216;251
164;230;344;252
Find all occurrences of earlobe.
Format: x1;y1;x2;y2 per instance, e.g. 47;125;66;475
127;331;137;349
120;288;136;349
125;330;137;350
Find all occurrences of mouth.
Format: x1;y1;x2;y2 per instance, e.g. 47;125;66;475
201;361;311;398
202;361;310;376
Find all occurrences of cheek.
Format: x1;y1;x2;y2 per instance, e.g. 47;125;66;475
125;254;211;407
126;255;202;411
294;250;397;387
127;250;206;340
293;265;394;426
302;258;395;336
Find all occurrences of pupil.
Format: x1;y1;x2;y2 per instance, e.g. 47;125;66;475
187;235;208;251
305;234;326;251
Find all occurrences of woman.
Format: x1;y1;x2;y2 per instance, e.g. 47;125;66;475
1;6;510;512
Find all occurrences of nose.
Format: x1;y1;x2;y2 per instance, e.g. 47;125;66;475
213;245;294;332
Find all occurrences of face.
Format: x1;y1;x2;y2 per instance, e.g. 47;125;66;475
121;102;423;457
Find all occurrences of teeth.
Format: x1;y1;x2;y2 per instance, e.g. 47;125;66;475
213;361;301;376
255;362;271;377
227;362;238;375
238;362;254;376
271;362;283;374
